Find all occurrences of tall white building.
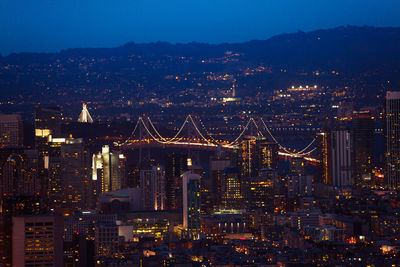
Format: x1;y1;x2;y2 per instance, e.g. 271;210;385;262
92;145;126;194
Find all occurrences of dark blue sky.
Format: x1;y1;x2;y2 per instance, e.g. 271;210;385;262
1;0;400;55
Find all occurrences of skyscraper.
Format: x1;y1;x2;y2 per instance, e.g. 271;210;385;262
34;107;62;206
317;130;332;185
239;136;278;178
12;215;63;267
0;196;43;266
385;91;400;188
165;153;187;210
0;114;23;147
352;110;374;185
256;138;279;170
92;145;126;195
34;107;62;147
331;130;352;187
209;154;231;209
221;167;243;210
182;172;201;240
0;148;39;197
140;165;165;211
61;138;93;211
239;136;257;178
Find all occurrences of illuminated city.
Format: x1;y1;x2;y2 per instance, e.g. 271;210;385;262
1;0;400;266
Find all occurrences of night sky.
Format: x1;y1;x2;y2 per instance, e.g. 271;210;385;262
1;0;400;55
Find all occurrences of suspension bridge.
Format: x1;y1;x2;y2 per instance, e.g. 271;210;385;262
115;115;319;163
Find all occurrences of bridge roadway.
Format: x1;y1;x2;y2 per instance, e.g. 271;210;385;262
121;140;319;163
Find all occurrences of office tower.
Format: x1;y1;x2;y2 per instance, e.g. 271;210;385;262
0;196;42;266
111;152;126;191
244;176;274;212
256;138;279;170
64;211;117;242
221;167;243;210
317;130;332;185
239;136;257;178
331;130;352;187
12;215;63;267
0;114;23;147
34;107;62;148
61;138;93;211
352;110;374;185
287;175;313;198
209;155;231;209
385;91;400;188
239;136;278;178
92;145;126;195
165;153;187;210
46;138;63;210
140;165;165;210
34;107;62;206
0;148;39;197
182;172;201;240
95;223;119;258
64;233;95;267
290;158;306;176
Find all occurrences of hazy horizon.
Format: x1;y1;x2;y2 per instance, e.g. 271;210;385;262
1;0;400;55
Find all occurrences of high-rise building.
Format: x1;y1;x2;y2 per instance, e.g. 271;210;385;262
352;110;374;185
95;223;119;258
385;91;400;188
34;107;62;206
140;165;165;211
92;145;126;195
239;136;278;178
287;175;313;198
34;107;62;148
182;172;201;240
331;130;352;187
244;176;274;212
0;196;43;266
0;148;39;197
165;153;187;210
239;136;257;178
256;138;279;170
221;168;243;210
0;114;23;147
317;130;332;185
61;138;93;211
12;215;63;267
209;155;231;209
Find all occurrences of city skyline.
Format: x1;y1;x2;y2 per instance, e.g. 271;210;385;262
2;1;400;265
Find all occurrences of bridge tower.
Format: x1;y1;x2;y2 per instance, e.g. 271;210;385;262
186;115;205;164
138;117;152;163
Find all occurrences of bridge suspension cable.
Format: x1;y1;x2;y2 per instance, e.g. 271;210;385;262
187;115;215;145
118;115;318;159
228;117;257;145
115;118;140;146
260;117;316;156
